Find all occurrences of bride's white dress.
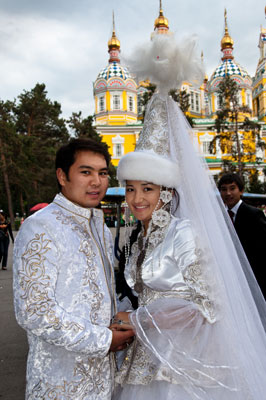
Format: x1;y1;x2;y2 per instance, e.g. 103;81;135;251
114;217;256;399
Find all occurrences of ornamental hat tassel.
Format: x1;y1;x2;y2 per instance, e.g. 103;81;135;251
117;30;203;189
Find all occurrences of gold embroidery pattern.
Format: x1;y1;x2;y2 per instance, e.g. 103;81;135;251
19;233;83;333
52;210;104;324
30;358;109;399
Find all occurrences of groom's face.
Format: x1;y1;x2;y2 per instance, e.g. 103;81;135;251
56;150;109;208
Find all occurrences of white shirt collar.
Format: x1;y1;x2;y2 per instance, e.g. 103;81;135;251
53;193;104;220
226;199;242;215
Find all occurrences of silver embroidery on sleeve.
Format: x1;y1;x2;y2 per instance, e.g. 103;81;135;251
19;233;83;332
30;357;112;400
53;210;105;324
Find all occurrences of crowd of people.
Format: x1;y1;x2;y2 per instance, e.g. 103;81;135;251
3;28;266;400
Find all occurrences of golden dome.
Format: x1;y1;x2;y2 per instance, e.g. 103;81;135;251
138;79;151;88
108;34;120;49
154;1;169;30
221;31;234;49
154;12;169;29
221;9;234;50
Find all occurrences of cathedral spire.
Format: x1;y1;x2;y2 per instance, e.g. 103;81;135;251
221;9;234;61
154;0;169;34
108;11;120;63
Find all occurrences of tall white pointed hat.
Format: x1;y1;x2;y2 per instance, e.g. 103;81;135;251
117;15;203;188
117;94;179;188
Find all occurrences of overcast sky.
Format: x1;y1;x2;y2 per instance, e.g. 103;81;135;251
0;0;265;119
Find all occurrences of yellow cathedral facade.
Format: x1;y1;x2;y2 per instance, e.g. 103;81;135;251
93;13;142;167
93;3;266;178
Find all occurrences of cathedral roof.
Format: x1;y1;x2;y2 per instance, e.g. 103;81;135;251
95;13;134;84
97;61;132;81
209;10;251;87
212;59;249;79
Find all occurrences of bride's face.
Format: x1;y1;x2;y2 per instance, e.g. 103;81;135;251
125;180;162;229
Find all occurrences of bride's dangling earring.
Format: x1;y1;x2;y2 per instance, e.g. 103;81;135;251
151;187;172;228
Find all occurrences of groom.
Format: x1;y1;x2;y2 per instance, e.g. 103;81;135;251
13;138;134;400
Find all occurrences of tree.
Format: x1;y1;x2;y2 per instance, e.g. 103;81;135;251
67;112;101;140
169;89;194;126
138;83;157;119
0;100;17;223
67;112;118;186
139;84;194;126
210;75;265;179
11;84;69;214
246;169;265;194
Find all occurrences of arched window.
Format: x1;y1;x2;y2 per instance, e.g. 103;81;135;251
128;95;134;112
99;96;105;112
112;134;125;159
113;94;121;110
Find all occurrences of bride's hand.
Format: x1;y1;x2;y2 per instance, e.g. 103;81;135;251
114;311;131;324
109;322;133;331
109;311;133;331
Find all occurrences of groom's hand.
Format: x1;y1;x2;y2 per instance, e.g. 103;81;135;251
109;329;135;352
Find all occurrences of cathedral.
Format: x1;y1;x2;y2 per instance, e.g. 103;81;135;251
93;3;266;179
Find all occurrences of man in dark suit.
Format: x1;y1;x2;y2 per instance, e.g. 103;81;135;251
218;173;266;298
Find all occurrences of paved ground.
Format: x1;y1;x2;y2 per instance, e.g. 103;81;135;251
0;227;124;399
0;232;28;400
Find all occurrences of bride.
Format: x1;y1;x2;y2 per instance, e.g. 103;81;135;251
111;33;266;400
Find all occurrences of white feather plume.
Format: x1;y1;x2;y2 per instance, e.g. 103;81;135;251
123;33;204;93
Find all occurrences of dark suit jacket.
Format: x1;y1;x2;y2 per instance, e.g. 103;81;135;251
234;201;266;296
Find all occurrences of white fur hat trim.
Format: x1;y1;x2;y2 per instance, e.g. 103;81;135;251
117;151;179;188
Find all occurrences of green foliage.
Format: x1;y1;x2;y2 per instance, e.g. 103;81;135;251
0;84;70;217
246;170;266;194
0;100;17;221
67;111;117;186
0;86;119;219
67;112;100;140
138;83;157;119
169;89;194;127
169;89;189;112
108;163;118;187
140;85;194;126
210;75;262;178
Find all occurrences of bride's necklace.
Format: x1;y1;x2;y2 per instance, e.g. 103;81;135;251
131;192;173;294
133;222;166;293
133;232;148;293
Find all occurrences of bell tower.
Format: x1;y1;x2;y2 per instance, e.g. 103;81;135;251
253;8;266;122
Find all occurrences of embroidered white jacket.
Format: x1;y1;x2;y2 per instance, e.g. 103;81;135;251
13;193;117;400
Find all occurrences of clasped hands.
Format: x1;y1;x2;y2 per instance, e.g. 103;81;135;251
109;312;135;352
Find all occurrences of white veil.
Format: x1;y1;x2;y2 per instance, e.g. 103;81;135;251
117;33;266;400
121;92;266;400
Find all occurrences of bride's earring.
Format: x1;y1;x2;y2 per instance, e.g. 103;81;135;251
160;189;173;205
152;187;171;228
